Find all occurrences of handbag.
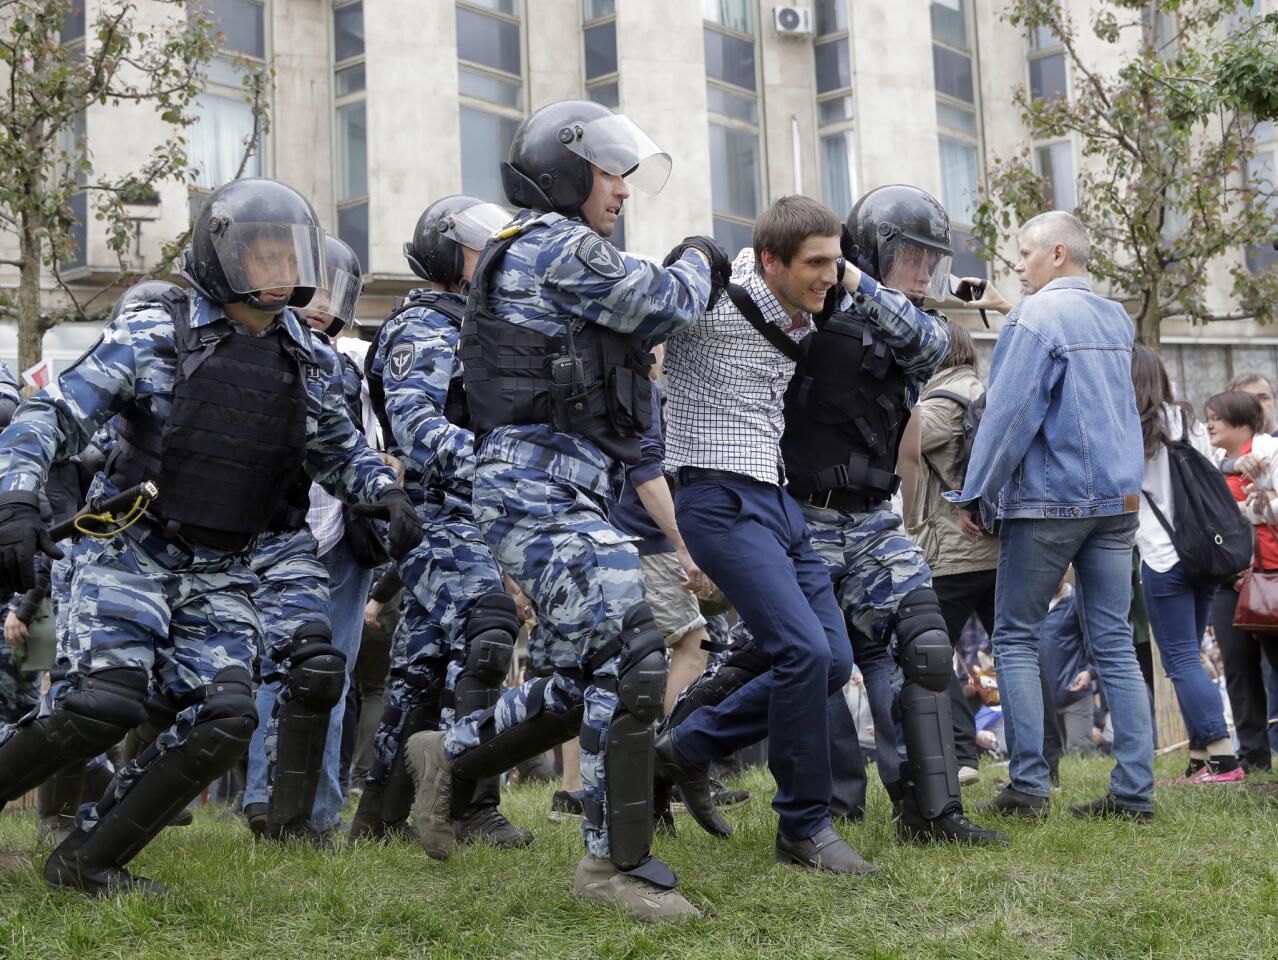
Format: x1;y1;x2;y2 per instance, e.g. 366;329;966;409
1234;523;1278;635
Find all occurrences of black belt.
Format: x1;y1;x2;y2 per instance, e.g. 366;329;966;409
801;488;881;514
672;466;773;490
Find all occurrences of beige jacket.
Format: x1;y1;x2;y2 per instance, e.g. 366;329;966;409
906;365;1001;577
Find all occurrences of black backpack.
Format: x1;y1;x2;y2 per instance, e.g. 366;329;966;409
1142;414;1253;585
921;387;986;487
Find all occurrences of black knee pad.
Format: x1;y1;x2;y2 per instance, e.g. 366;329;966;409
460;593;518;687
198;667;258;724
62;668;150;731
617;602;667;725
284;622;346;710
895;588;952;694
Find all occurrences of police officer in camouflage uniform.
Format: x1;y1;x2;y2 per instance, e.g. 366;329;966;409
349;195;531;850
240;235;368;846
403;100;727;923
0;178;420;896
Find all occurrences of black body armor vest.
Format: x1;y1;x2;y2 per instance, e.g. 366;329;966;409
107;289;310;551
457;222;653;465
366;291;471;453
781;304;912;503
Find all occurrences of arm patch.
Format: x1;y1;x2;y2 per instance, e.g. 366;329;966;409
574;235;626;280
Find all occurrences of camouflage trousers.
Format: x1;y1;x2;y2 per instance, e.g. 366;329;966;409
242;527;332;817
449;457;644;859
366;496;506;784
803;502;932;786
0;640;37;724
0;518;262;834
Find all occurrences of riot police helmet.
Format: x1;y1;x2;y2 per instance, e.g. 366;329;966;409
404;195;510;287
184;177;326;312
845;185;953;301
500;99;671;216
108;280;182;323
304;235;364;336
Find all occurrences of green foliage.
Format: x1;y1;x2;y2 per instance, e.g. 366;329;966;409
970;0;1278;344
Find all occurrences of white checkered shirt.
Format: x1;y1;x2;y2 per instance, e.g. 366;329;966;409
662;248;813;485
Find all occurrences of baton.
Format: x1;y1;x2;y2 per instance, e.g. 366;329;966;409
50;481;160;541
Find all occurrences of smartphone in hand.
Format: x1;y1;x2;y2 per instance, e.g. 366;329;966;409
948;275;990;328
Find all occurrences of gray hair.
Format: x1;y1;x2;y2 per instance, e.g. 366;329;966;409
1018;210;1090;268
1228;371;1277;396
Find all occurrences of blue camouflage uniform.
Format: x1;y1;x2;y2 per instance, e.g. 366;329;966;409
0;359;20;407
0;290;396;833
799;280;948;788
365;288;508;782
442;213;711;859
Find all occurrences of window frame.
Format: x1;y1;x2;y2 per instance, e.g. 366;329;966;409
332;0;367;264
582;1;619;107
704;15;763;246
931;0;985;275
815;8;856;215
456;0;525;118
1026;25;1067;102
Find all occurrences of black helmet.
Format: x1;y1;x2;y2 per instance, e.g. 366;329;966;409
108;280;182;322
404;195;511;286
306;235;364;336
184;177;326;311
500;99;671;216
845;185;953;300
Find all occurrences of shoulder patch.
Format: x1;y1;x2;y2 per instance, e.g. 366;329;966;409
574;235;626;280
387;343;415;381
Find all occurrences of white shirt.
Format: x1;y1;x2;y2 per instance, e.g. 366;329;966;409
662;248;812;485
1136;404;1213;573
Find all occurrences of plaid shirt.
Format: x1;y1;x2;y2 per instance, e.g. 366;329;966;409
663;248;811;486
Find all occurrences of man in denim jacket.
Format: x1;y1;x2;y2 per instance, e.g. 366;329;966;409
948;211;1154;821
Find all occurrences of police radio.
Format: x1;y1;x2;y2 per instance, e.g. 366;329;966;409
548;320;592;434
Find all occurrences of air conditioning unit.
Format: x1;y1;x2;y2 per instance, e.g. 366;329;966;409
774;5;814;36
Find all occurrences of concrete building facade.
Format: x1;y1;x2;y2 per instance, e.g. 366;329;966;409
3;0;1275;403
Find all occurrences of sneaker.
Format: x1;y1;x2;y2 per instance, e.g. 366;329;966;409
572;855;700;923
1068;795;1153;822
404;731;456;860
1182;765;1245;785
549;789;586;823
958;766;980;788
895;803;1008;846
455;807;534;849
976;784;1050;820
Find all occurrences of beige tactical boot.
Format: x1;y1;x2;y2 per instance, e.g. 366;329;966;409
404;731;456;861
572;856;702;923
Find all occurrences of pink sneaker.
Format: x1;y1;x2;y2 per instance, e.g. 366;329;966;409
1183;765;1245;784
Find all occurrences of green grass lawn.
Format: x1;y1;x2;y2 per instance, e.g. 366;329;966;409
1;754;1276;960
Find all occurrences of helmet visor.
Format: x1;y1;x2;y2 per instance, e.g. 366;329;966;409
437;202;511;251
877;236;953;302
306;267;362;326
212;222;325;296
560;114;672;195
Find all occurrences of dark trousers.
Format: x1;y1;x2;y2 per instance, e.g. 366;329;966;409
1213;585;1278;770
932;568;996;770
673;477;854;840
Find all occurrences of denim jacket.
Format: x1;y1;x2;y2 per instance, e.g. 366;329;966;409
949;277;1143;527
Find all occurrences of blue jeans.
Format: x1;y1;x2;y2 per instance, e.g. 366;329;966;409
994;514;1153;811
1140;562;1227;750
244;536;374;831
671;477;853;840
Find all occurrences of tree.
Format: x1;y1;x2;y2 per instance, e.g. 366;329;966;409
0;0;270;373
970;0;1278;347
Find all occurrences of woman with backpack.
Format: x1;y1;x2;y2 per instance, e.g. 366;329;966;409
1133;348;1241;782
1206;389;1278;774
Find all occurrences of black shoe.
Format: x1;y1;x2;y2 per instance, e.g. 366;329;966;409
243;802;268;836
43;829;166;898
654;731;732;838
775;826;877;875
653;780;676;836
168;806;194;828
1069;795;1153;822
274;822;339;851
548;789;586;823
455;806;533;849
976;785;1050;820
710;778;750;808
895;803;1009;846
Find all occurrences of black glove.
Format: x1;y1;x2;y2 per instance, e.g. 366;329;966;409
0;491;64;595
663;235;732;311
350;487;421;561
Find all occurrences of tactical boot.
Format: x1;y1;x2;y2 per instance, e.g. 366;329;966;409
404;731;456;860
348;781;394;843
653;731;731;838
454;806;534;849
549;789;586;823
572;855;701;924
43;828;165;898
243;802;269;836
894;796;1008;846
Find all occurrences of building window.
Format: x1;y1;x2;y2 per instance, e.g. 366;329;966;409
189;0;267;194
59;12;87;269
1027;25;1066;101
1034;141;1076;210
815;1;855;215
704;4;760;254
1246;121;1277;272
457;0;524;205
932;0;984;278
332;0;367;266
583;0;618;108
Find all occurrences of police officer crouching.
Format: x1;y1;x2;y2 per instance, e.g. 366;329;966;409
0;178;420;896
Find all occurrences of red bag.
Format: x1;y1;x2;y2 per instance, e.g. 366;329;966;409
1234;524;1278;636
